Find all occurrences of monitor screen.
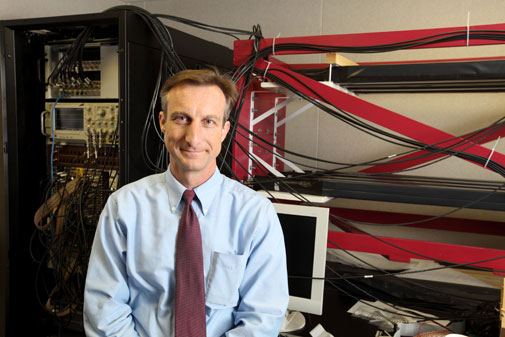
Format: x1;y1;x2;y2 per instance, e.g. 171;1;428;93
273;203;329;315
55;107;84;130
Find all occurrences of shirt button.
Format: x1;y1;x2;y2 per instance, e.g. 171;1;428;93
171;207;175;212
203;208;208;214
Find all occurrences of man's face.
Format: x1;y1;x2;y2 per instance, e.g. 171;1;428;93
159;84;230;186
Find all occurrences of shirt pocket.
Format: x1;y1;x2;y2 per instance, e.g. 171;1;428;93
206;251;247;308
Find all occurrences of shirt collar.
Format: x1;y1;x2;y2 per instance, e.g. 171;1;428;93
164;166;223;216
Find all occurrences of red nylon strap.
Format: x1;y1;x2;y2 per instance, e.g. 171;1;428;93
362;126;505;174
327;231;505;274
253;59;505;172
175;190;206;337
233;22;505;66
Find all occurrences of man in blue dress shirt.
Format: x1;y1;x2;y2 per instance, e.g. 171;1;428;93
83;68;289;337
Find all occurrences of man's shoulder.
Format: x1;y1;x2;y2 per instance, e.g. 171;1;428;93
220;174;270;205
111;172;166;199
221;174;255;193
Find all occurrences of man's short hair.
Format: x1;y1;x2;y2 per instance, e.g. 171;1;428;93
160;68;238;122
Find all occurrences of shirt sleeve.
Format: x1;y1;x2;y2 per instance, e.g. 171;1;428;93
83;195;140;337
226;200;289;337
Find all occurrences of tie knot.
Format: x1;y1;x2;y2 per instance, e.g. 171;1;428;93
182;189;196;204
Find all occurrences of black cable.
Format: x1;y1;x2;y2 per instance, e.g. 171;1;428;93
105;6;186;74
256;66;505;177
219;42;263;174
154;13;262;40
141;56;167;172
241;145;505;274
234;114;505;173
232;65;505;175
230;27;505;176
325;265;497;322
250;30;505;59
331;216;505;274
325;238;498;304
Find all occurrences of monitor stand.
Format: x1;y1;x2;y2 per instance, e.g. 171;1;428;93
280;310;306;334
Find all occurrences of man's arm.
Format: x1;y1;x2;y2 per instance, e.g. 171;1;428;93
84;196;140;337
226;201;289;337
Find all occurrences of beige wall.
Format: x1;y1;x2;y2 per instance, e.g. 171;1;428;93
0;0;124;20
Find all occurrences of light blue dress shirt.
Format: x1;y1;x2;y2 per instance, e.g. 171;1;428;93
83;167;289;337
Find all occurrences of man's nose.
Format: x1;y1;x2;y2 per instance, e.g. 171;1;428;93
185;122;202;145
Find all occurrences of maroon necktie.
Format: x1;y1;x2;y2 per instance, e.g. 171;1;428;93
175;190;207;337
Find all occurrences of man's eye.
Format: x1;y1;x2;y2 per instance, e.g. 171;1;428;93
173;116;187;122
204;119;215;125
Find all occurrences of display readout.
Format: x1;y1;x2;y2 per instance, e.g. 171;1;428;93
55;108;84;130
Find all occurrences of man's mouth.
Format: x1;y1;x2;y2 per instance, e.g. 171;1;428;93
181;148;204;155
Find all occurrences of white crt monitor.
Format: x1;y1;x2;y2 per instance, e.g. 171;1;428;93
273;203;329;315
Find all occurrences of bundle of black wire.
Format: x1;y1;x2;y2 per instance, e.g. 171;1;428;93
225;25;505;183
105;5;186;76
47;26;95;89
254;66;505;177
31;123;119;325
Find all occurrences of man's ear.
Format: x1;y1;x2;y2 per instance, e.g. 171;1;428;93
221;120;231;142
159;111;166;133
